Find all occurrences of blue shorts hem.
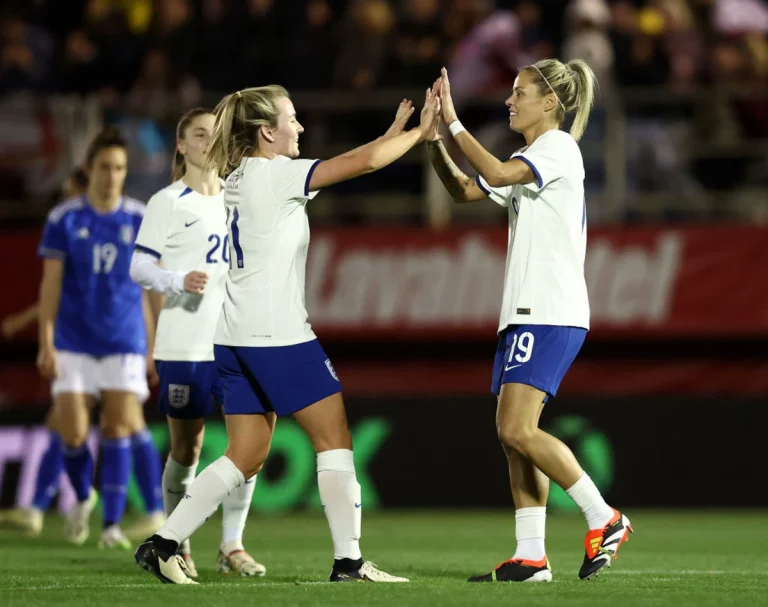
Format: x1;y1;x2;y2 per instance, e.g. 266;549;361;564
222;387;342;418
491;379;553;403
215;341;342;418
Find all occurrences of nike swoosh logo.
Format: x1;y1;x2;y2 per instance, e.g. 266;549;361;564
185;219;201;227
505;364;523;371
354;503;361;508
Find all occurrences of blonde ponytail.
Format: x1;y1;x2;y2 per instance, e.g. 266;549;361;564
565;59;597;142
523;58;599;142
204;85;290;177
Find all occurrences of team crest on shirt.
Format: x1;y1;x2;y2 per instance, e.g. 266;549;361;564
120;225;134;244
325;359;339;381
168;384;190;408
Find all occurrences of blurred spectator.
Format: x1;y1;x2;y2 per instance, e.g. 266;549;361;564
195;0;244;91
447;0;551;111
333;0;396;89
609;1;703;210
59;29;105;95
516;0;554;60
146;0;196;79
82;0;153;35
82;1;146;93
243;0;288;87
386;0;445;86
714;0;768;35
611;1;670;87
126;48;199;119
660;0;704;89
284;0;338;89
563;0;614;86
0;10;54;94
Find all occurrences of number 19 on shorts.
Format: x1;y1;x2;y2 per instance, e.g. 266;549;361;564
508;331;534;365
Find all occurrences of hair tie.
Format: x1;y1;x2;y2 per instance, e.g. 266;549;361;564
531;64;566;112
235;90;242;99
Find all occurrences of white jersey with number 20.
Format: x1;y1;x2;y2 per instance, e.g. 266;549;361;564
477;129;590;332
215;155;321;347
134;180;228;361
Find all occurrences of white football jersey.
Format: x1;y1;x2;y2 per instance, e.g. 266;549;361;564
214;155;321;347
477;129;590;331
134;180;228;360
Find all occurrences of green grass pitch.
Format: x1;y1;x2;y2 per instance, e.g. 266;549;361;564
2;510;767;606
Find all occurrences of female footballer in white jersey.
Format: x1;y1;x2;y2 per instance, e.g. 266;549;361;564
130;108;266;579
134;84;440;585
427;60;632;582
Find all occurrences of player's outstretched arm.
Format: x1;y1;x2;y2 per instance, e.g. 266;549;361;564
339;99;416;160
439;68;536;188
1;303;40;339
308;87;441;191
426;141;487;203
422;75;486;203
37;259;63;378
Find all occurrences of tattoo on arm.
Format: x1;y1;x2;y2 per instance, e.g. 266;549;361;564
426;141;474;201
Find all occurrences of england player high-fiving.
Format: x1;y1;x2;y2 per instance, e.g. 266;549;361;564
130;108;266;580
428;60;633;582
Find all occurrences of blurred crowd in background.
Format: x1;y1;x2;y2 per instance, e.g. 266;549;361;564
1;0;768;222
3;0;768;100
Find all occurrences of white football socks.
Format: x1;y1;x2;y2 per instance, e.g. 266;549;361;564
317;449;362;561
512;507;547;561
220;474;256;554
566;472;615;530
161;456;198;554
157;456;244;546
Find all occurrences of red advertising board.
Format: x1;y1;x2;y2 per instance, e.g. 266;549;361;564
2;225;768;339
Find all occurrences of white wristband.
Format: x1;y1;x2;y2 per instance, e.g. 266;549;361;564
448;120;466;137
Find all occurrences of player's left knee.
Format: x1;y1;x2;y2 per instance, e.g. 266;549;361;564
225;447;268;480
100;419;133;439
497;423;536;455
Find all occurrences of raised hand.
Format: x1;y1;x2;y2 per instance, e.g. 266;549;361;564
439;67;458;125
425;77;444;142
385;98;415;138
418;83;442;142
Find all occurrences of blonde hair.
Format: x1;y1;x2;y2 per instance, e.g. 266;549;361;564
522;58;598;142
204;85;290;176
172;107;213;181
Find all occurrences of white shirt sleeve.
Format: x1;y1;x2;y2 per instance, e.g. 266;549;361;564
134;192;174;259
130;251;186;296
272;157;322;201
475;175;513;208
515;132;573;193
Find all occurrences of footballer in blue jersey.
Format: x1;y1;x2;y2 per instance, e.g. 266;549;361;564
36;128;164;549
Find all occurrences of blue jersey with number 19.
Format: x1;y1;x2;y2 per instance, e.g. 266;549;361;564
38;195;147;357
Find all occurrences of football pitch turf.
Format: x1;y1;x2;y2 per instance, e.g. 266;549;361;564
2;510;767;606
